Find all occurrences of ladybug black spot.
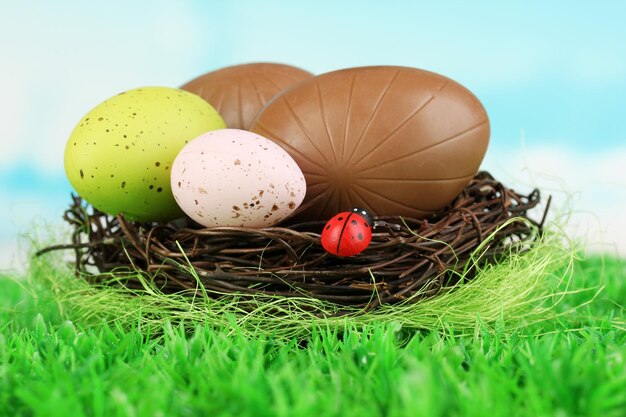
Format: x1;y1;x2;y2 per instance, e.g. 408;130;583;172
337;216;344;221
364;222;369;227
351;219;358;225
325;225;330;230
357;233;363;240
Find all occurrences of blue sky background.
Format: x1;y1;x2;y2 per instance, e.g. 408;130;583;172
1;1;625;270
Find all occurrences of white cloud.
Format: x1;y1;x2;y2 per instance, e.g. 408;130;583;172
0;1;221;173
484;144;626;257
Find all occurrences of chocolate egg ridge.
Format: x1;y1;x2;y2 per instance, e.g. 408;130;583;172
249;65;490;222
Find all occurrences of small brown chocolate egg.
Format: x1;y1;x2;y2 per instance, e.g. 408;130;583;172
180;63;313;130
249;66;490;222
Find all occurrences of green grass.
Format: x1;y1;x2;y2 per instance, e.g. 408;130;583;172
1;253;625;416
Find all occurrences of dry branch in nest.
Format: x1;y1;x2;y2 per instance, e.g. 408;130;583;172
39;172;548;311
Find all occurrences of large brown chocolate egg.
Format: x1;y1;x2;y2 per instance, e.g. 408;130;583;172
250;66;490;222
181;63;312;130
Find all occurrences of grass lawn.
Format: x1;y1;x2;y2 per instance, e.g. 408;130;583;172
1;254;624;417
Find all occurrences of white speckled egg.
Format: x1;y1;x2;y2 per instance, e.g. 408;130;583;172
171;129;306;227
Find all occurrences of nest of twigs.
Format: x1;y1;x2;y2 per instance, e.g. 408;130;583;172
40;171;548;311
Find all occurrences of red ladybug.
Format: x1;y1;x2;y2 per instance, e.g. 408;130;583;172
320;208;373;257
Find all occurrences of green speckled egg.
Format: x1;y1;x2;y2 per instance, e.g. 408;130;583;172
64;87;226;221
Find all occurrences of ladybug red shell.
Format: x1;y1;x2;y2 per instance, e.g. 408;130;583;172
320;208;373;257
